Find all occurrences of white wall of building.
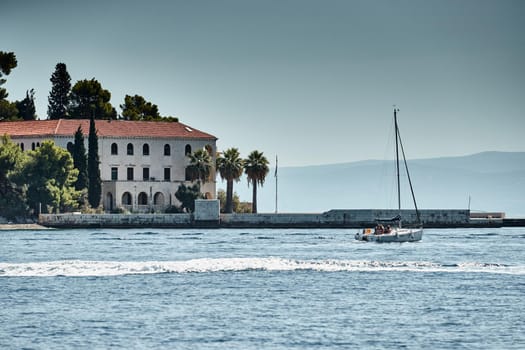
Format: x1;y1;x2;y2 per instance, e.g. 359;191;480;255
10;134;217;213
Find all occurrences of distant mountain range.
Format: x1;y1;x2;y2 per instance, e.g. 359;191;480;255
221;152;525;217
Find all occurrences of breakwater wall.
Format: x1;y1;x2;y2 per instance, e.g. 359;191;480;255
38;207;504;229
39;212;194;228
219;209;470;228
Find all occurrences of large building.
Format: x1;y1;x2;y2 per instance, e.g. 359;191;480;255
0;119;217;212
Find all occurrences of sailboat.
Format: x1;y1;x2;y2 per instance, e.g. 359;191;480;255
355;108;423;242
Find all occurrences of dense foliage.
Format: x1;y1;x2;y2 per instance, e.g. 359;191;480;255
120;94;178;122
0;51;17;100
0;51;19;121
175;183;203;213
48;63;71;119
18;140;81;214
69;79;117;120
0;135;28;219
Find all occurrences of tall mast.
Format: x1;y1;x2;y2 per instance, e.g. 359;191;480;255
394;107;401;226
275;155;278;214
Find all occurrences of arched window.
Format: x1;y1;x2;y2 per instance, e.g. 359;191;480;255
143;143;150;156
164;144;171;156
185;144;192;156
122;192;132;205
31;142;35;150
111;143;118;155
37;142;40;147
20;143;24;151
154;192;165;205
138;192;148;205
127;143;134;155
67;142;74;153
205;144;212;155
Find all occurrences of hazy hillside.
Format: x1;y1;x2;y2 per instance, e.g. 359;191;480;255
221;152;525;217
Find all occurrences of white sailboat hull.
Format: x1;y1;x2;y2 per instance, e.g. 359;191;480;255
355;228;423;243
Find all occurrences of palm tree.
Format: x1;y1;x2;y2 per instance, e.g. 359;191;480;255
216;148;244;213
244;150;269;214
187;148;213;186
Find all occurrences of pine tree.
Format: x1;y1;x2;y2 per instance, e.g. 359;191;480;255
70;79;116;120
87;116;101;208
0;51;19;121
0;51;17;101
72;126;88;191
48;63;71;119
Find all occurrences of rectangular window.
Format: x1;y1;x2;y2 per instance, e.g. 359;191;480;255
164;168;171;181
127;167;134;181
143;167;150;181
111;167;118;181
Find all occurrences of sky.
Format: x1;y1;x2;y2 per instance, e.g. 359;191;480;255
2;0;524;166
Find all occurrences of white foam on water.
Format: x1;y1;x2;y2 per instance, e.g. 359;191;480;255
0;258;523;277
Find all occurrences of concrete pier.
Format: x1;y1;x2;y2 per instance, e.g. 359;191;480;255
37;207;524;229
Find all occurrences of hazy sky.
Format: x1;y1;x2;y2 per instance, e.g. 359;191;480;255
2;0;524;166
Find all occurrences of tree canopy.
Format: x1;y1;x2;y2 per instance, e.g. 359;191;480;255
69;79;116;120
0;51;19;121
19;140;80;214
175;183;202;213
0;51;17;100
0;135;28;219
120;94;178;122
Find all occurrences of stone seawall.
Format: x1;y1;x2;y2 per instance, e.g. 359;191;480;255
219;209;470;228
38;209;484;229
39;213;193;228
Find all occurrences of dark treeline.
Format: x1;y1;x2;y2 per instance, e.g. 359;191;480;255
0;51;177;122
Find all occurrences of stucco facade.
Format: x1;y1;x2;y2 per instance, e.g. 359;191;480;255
0;119;217;213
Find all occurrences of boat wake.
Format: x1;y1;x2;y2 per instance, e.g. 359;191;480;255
1;258;523;277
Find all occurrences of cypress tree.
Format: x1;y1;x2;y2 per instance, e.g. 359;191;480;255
72;126;88;191
48;63;71;119
16;89;37;120
87;116;101;208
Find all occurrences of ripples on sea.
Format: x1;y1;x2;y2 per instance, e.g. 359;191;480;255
1;228;524;349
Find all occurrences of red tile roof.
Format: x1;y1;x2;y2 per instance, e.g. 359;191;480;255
0;119;217;140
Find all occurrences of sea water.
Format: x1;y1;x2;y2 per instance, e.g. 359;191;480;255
1;228;524;349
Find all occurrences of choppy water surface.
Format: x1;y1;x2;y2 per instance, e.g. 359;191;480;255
1;228;524;349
